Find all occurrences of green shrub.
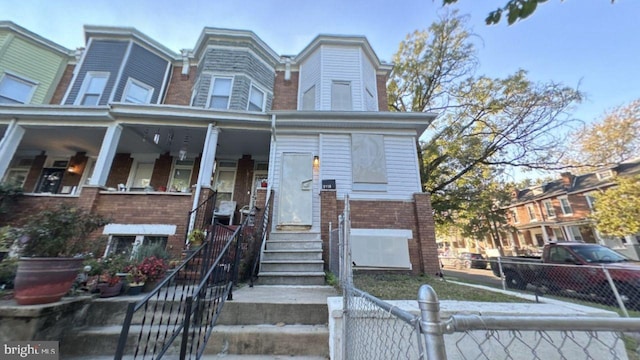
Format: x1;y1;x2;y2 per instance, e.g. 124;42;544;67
0;258;18;289
133;242;170;262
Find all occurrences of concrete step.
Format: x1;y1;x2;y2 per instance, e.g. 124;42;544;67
261;260;324;272
61;324;329;358
266;240;322;250
263;249;323;261
268;232;321;241
257;272;326;286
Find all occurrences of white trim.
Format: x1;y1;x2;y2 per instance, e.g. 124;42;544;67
158;61;172;104
109;40;133;103
123;77;154;104
206;75;234;109
542;199;556;219
75;71;110;105
558;196;573;215
61;38;93;105
103;223;177;235
0;72;38;104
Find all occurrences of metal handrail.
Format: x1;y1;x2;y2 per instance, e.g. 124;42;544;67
249;194;270;287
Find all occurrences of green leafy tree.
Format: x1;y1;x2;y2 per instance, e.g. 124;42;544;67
442;0;615;25
591;175;640;238
564;99;640;172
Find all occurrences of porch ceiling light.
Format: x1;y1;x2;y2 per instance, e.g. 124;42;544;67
153;128;161;144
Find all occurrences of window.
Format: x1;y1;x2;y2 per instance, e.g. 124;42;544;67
510;209;519;223
596;170;613;181
526;205;537;221
169;159;194;192
331;81;352;110
213;161;236;209
130;162;154;190
553;228;566;241
248;85;265;111
543;200;556;218
302;85;316;110
0;73;36;104
123;78;153;104
569;226;583;242
78;72;109;105
559;197;573;215
585;193;596;210
208;77;232;109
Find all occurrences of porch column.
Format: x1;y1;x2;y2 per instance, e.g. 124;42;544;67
540;224;549;243
90;124;122;186
0;119;25;180
197;125;219;187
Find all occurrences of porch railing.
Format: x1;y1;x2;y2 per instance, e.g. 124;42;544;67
114;216;247;359
185;192;217;241
249;191;271;287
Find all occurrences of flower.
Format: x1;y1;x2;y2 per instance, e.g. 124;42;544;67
137;256;168;283
124;263;147;284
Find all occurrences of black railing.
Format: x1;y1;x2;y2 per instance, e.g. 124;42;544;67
185;192;217;242
249;195;270;287
114;215;247;359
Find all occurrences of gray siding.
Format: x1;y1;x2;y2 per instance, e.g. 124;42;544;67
114;43;171;104
65;40;128;105
193;47;275;111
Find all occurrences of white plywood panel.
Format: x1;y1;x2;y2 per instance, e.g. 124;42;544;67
350;228;412;269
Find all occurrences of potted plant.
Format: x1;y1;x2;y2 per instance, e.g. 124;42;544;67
138;256;168;292
187;229;205;248
124;262;147;295
13;205;110;305
95;253;129;298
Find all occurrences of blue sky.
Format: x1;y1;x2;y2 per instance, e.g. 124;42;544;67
2;0;639;126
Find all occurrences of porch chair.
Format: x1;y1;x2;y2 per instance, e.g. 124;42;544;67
214;200;236;225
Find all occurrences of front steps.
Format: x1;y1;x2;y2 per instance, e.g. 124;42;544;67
258;232;325;285
62;285;335;359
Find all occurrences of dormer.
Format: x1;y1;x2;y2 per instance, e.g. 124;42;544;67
292;35;392;111
595;169;614;181
188;28;280;112
62;26;176;106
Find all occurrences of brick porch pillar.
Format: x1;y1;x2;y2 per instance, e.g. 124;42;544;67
414;192;439;275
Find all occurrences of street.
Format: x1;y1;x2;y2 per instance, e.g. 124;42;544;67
441;265;504;289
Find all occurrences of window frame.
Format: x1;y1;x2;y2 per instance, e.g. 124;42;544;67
0;72;37;104
127;160;155;191
169;159;194;192
543;200;556;218
207;76;233;110
331;80;352;111
526;204;537;222
596;170;614;181
585;193;597;210
76;71;110;106
123;77;154;104
559;196;573;215
247;84;266;112
510;208;519;224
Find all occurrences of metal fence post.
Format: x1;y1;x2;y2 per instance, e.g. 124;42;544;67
602;265;629;317
497;257;506;291
418;285;447;360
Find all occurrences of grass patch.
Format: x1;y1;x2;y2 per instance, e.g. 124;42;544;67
353;273;528;302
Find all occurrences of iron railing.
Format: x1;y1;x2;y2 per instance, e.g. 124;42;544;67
185;192;217;242
249;192;271;287
114;216;247;359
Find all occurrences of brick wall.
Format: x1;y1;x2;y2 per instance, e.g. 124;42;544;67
23;154;46;192
272;71;298;110
320;190;439;275
60;152;88;190
49;64;74;104
376;74;389;112
151;152;172;190
106;153;132;188
233;155;255;214
164;65;197;105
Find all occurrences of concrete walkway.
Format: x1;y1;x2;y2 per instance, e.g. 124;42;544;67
230;285;338;304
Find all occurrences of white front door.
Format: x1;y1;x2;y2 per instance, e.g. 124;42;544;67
278;153;313;227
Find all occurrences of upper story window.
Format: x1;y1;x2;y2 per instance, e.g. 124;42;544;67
169;159;194;193
208;77;233;109
0;73;36;104
559;196;573;215
331;81;352;110
510;209;519;223
596;170;614;181
248;85;265;112
526;204;537;222
585;193;596;210
123;78;153;104
302;85;316;110
543;200;556;218
77;72;109;105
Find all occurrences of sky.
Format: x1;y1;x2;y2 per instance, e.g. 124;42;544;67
1;0;639;134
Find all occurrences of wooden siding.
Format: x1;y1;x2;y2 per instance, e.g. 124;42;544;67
320;45;362;110
384;136;422;199
361;52;378;111
320;134;352;198
0;35;67;104
298;48;321;110
65;40;128;105
0;32;9;49
271;135;320;230
113;43;171;104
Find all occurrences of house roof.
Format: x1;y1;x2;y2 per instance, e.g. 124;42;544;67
83;25;180;60
510;158;640;206
189;27;281;67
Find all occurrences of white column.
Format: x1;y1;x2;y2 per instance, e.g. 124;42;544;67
0;120;25;180
540;224;549;243
188;125;219;234
90;124;122;186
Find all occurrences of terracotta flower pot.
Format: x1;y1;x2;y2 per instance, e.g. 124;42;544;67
14;257;84;305
97;281;123;298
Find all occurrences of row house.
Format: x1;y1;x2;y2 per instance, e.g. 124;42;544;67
504;159;640;260
0;21;440;276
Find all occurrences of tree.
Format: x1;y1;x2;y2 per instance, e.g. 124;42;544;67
564;99;640;172
442;0;615;25
389;12;581;212
591;175;640;238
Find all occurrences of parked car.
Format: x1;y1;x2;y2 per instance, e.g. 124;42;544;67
458;252;488;269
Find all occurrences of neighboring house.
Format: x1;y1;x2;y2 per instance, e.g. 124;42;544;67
0;23;440;275
503;159;640;260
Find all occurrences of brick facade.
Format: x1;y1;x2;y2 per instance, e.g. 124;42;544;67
376;74;389;111
164;65;197;105
49;64;74;105
272;71;298;110
106;153;133;189
150;152;173;190
232;155;255;215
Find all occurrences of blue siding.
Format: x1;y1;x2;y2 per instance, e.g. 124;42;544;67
65;40;128;105
114;43;171;104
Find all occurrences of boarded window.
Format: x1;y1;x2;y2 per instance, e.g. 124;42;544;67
331;81;352;110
